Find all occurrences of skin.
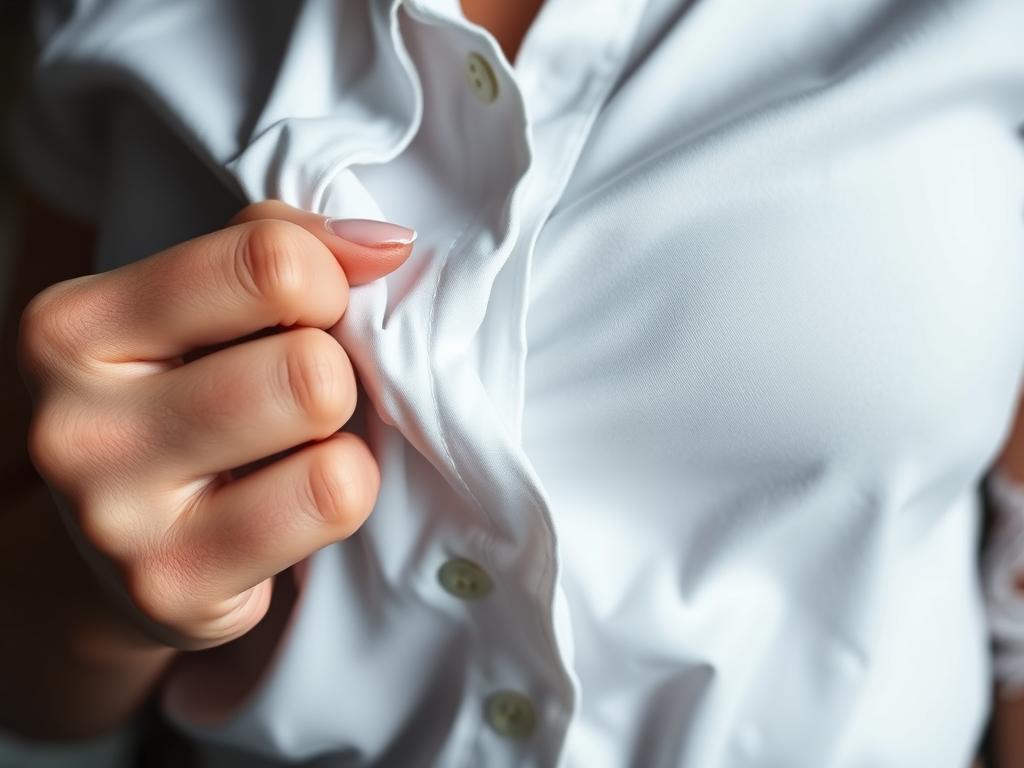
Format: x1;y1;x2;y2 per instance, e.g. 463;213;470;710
461;0;546;62
3;198;413;738
0;4;1007;766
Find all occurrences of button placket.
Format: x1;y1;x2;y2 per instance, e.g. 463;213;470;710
391;5;575;763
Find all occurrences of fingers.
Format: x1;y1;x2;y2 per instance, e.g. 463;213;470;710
229;200;416;287
45;201;415;364
168;431;380;605
17;199;401;653
61;219;349;363
154;327;357;478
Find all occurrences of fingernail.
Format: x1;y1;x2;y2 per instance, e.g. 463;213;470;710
324;217;417;246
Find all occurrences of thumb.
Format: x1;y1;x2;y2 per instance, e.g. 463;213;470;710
230;199;416;285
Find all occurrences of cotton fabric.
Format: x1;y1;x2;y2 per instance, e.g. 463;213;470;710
10;0;1024;765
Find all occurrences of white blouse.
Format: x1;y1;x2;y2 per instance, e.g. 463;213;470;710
9;0;1024;765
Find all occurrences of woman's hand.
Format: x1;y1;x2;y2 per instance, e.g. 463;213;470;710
16;200;414;653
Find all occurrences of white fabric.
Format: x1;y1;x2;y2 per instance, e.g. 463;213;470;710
10;0;1024;765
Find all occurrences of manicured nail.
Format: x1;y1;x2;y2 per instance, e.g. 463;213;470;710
324;217;417;246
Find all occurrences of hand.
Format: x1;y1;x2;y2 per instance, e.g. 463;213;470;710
16;200;414;652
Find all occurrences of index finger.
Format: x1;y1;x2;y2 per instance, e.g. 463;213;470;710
80;204;415;362
229;200;417;286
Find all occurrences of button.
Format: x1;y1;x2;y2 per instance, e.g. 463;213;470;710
485;690;536;739
438;557;493;599
465;51;498;104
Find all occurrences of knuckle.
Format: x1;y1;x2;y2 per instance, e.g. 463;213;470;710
87;410;149;469
282;329;354;428
17;279;92;374
29;401;152;511
73;498;138;561
26;405;74;485
121;534;270;648
123;557;187;629
235;219;307;313
187;586;272;648
304;442;376;532
40;404;148;482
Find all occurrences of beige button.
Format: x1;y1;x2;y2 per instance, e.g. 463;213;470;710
465;51;498;104
438;557;493;599
485;690;536;739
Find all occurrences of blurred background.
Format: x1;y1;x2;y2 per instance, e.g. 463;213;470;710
0;4;136;766
0;1;26;314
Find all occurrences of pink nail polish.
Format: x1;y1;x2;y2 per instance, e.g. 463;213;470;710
324;217;417;246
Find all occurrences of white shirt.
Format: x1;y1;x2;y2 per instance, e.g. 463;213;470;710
10;0;1024;765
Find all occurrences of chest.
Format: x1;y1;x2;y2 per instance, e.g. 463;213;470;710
355;3;1024;479
525;106;1024;475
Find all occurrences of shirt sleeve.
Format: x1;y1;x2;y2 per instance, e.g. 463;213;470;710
5;0;292;261
7;3;107;221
